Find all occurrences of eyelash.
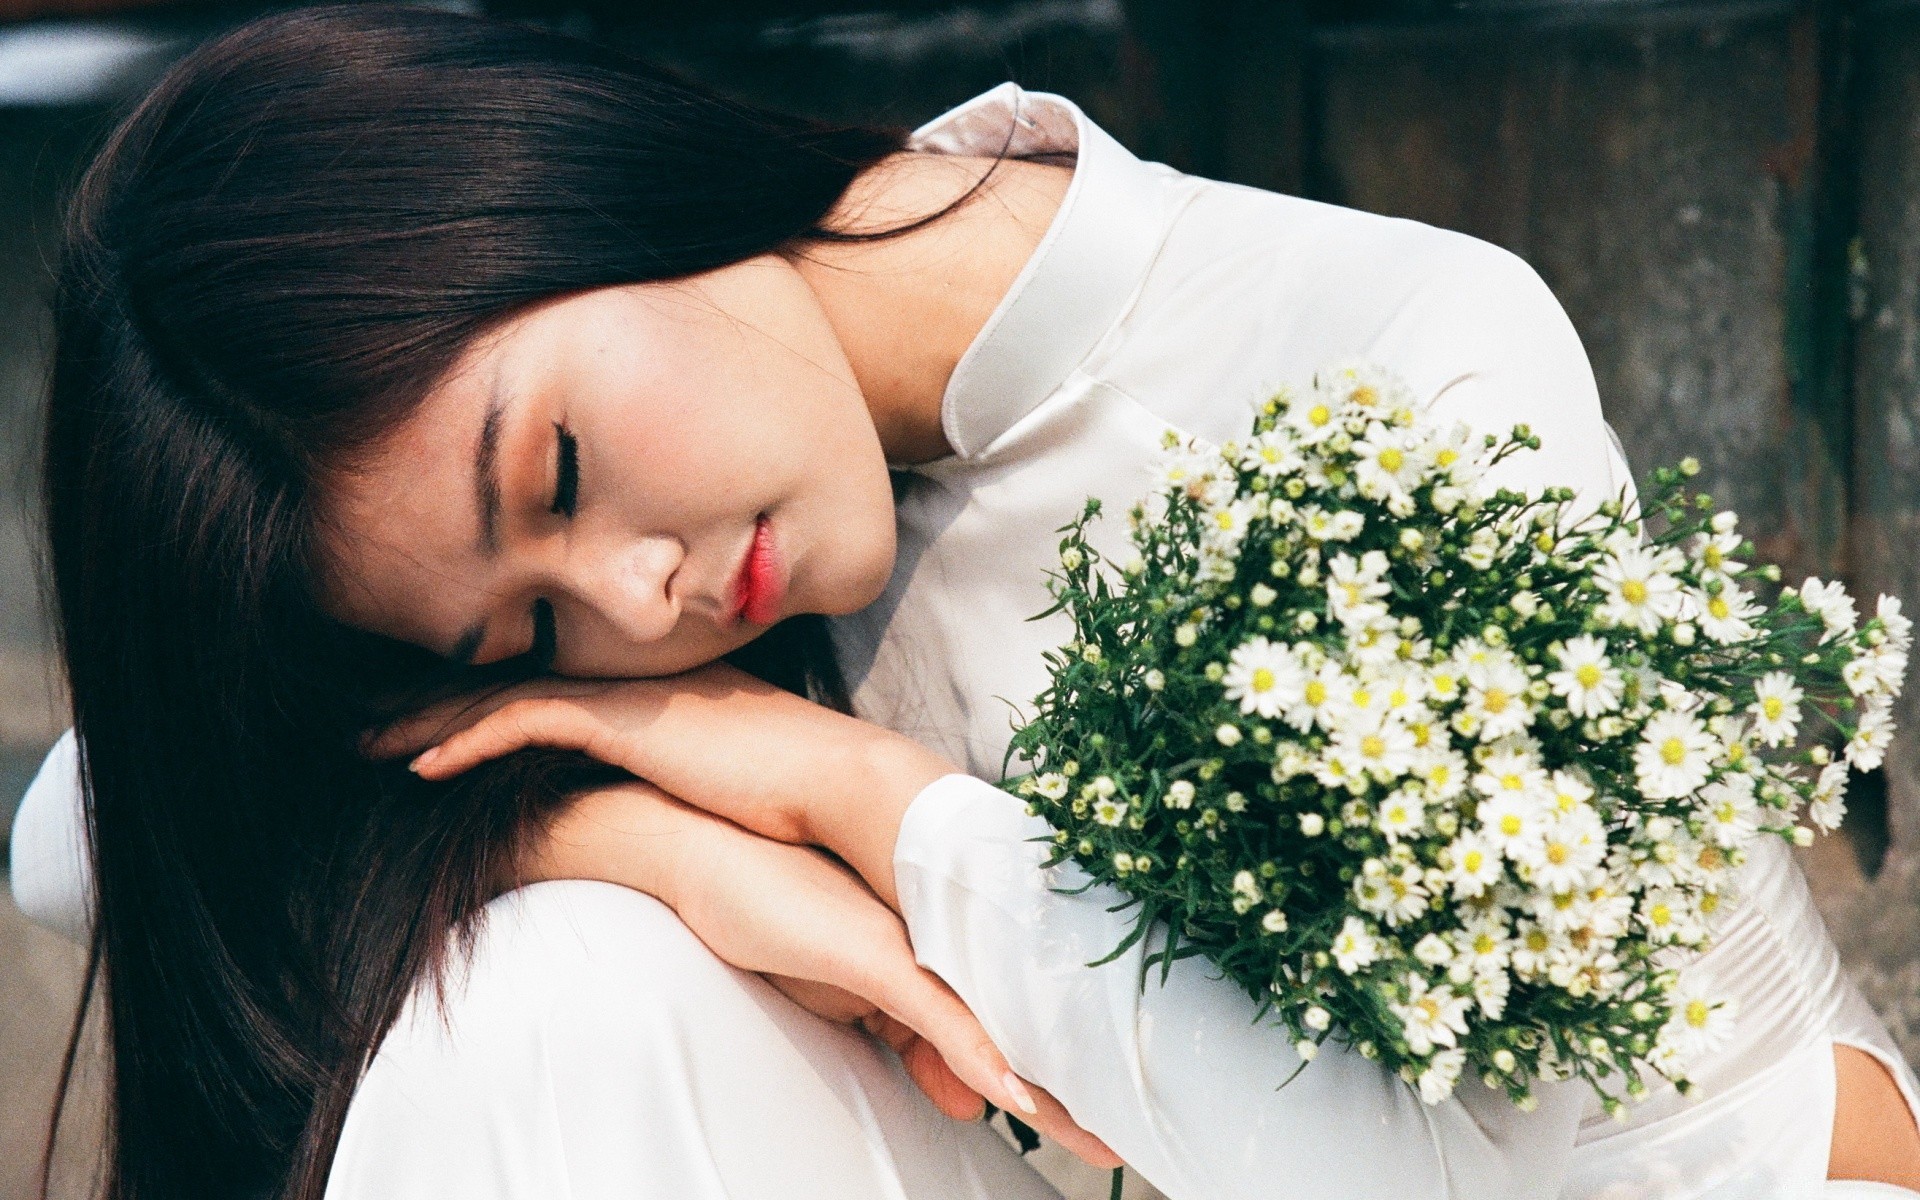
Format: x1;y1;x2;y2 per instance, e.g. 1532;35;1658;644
528;597;557;671
531;423;578;668
551;423;579;518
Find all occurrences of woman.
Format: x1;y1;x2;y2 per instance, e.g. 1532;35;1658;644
13;5;1920;1198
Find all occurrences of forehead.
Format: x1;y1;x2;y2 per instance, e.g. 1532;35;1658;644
310;314;519;645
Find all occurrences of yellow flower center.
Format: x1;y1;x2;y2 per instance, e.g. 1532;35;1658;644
1648;903;1671;926
1214;509;1236;530
1463;849;1485;872
1261;445;1283;463
1308;404;1332;427
1500;773;1524;792
1660;737;1687;766
1251;667;1275;693
1762;697;1785;719
1378;447;1404;472
1621;579;1649;604
1500;813;1524;836
1526;930;1550;952
1362;735;1387;759
1575;664;1602;688
1437;448;1458;467
1555;792;1577;812
1432;674;1457;696
1483;688;1510;713
1415;996;1441;1021
1546;842;1568;865
1685;999;1711;1028
1306;680;1328;706
1411;723;1432;748
1700;891;1720;913
1351;688;1373;709
1708;596;1730;619
1474;933;1497;954
1703;545;1723;568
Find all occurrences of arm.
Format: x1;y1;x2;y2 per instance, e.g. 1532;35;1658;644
405;671;1587;1199
9;728;92;942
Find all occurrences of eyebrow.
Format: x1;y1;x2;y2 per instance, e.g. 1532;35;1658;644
474;374;506;558
451;369;509;664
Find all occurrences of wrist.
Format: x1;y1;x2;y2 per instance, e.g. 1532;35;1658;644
524;782;719;906
799;731;958;909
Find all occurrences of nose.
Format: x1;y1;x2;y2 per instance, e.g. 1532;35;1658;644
567;535;685;646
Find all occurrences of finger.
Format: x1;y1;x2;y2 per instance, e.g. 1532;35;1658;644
871;965;1123;1168
897;1033;988;1122
409;698;610;779
365;677;600;760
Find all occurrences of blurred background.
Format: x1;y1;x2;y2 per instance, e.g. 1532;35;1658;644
1;0;1917;1197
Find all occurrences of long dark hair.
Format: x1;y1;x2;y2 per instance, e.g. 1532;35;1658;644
40;7;981;1197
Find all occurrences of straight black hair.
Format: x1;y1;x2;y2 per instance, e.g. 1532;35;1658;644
40;6;1001;1197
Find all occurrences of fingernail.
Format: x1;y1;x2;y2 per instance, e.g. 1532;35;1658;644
1002;1072;1038;1116
409;750;435;773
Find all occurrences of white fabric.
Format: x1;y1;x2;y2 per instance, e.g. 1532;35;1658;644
324;881;1060;1200
15;81;1920;1198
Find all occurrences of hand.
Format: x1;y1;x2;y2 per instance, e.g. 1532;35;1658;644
371;663;954;908
528;780;1122;1169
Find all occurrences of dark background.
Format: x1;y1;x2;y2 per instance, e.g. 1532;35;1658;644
1;3;1916;1197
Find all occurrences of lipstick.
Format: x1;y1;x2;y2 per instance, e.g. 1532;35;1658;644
730;513;786;627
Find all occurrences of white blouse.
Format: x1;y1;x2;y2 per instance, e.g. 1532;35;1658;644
16;81;1920;1200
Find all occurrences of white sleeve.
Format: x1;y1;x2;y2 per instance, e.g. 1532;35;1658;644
9;727;94;943
894;774;1584;1200
1404;241;1637;517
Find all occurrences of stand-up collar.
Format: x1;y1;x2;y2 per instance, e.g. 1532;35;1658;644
908;83;1178;461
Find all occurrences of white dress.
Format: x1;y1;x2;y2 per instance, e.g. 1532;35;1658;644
13;82;1919;1200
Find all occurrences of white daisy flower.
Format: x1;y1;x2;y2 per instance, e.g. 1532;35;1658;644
1289;661;1351;733
1240;429;1302;478
1634;710;1717;800
1470;969;1511;1021
1413;933;1454;966
1545;770;1596;815
1390;974;1473;1056
1326;551;1392;627
1472;747;1551;805
1163;780;1196;809
1352;424;1427;506
1444;831;1504;898
1477;789;1550;860
1748;672;1805;747
1463;654;1534;741
1418;1048;1469;1105
1844;645;1907;699
1374;788;1428;841
1809;760;1851;832
1416;746;1472;803
1221;636;1305;719
1594;544;1686;635
1656;982;1738;1068
1034;773;1069;801
1093;798;1130;827
1528;806;1608;892
1696;582;1761;645
1697;775;1758;849
1285;384;1346;444
1354;862;1431;927
1691;528;1747;580
1847;706;1895;771
1546;634;1624;718
1799;576;1858;641
1452;912;1511;973
1878;595;1913;653
1426;420;1478;481
1331;915;1381;975
1636;888;1697;946
1510;921;1566;981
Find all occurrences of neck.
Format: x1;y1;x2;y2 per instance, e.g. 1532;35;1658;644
785;152;1072;466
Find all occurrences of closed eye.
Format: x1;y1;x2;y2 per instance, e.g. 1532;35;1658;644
528;597;557;670
551;422;578;518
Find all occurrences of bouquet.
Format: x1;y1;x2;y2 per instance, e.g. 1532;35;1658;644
1004;361;1910;1112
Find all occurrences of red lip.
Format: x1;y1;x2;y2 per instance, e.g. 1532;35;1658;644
728;514;786;627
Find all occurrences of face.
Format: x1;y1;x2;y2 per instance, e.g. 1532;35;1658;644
314;255;899;679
